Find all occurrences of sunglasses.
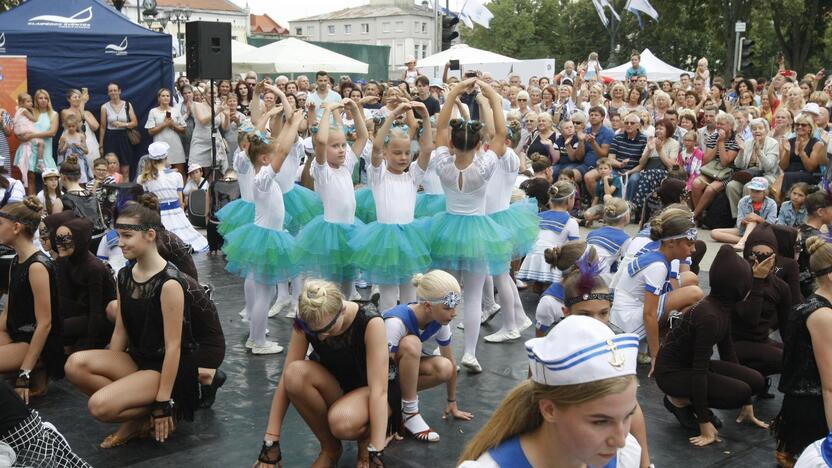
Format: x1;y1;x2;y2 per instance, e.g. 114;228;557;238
625;121;639;125
517;98;527;101
293;306;343;338
795;123;811;127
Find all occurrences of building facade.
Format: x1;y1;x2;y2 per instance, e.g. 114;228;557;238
290;0;436;76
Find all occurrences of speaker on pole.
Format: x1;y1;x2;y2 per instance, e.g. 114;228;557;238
185;21;231;80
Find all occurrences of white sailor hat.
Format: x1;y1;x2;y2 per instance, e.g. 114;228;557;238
525;315;638;386
148;141;170;160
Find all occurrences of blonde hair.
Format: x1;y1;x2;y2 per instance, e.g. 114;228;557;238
806;236;832;284
544;240;587;270
299;280;344;324
548;180;575;206
413;270;461;302
459;376;636;463
604;198;629;224
383;126;410;147
649;204;694;241
32;89;54;119
139;156;163;183
795;113;817;135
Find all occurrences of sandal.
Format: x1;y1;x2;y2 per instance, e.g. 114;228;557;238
402;410;439;442
99;419;152;449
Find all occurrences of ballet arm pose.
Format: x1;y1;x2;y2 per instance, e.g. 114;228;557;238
13;262;52;405
411;101;434;171
345;98;369;158
372;102;411;167
270;110;305;174
436;77;477;148
153;279;185;442
476;79;508;157
315;102;344;165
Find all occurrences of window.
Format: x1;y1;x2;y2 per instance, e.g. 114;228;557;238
361;23;369;34
414;46;420;59
382;22;390;33
414;21;420;32
422;44;428;58
308;25;315;36
328;25;335;35
422;22;427;33
344;24;352;34
395;21;403;32
295;27;303;36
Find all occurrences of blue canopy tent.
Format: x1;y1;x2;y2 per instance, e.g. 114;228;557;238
0;0;173;167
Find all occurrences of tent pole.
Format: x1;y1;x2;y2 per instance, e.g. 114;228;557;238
210;78;218;181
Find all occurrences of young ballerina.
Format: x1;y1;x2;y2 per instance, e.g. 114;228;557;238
254;280;391;468
534;240;587;336
516;180;580;294
294;99;368;295
482;118;539;343
383;270;472;444
610;205;704;372
458;315;642;467
223;111;305;354
63;194;199;448
0;197;64;404
426;77;513;373
350;101;433;312
139;142;209;253
585;197;632;285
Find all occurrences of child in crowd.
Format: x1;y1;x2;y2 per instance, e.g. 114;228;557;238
583;158;622;226
557;171;582;218
677;130;703;191
711;177;777;250
58;114;90;182
183;163;205;198
86;157;112;195
104;152;123;184
14;93;45;186
36;168;63;215
778;182;809;228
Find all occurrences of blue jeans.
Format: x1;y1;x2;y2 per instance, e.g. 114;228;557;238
625;171;641;201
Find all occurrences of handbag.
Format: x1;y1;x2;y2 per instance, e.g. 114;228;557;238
699;159;733;182
731;168;762;184
125;101;141;145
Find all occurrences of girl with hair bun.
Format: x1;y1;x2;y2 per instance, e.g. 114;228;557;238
534;240;588;336
222;111;306;355
0;196;64;404
255;279;391;468
585;197;632;285
425;77;513;373
517;179;580;294
382;270;472;443
350;100;434;313
773;235;832;466
216;129;255;238
610;205;704;372
64;192;199;448
796;185;832;298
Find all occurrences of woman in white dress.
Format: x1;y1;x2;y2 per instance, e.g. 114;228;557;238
138;141;208;253
145;88;187;178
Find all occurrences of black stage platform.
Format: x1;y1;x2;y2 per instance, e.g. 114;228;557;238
34;255;781;467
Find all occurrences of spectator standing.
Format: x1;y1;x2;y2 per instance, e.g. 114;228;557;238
61;89;100;168
146;88;187;178
413;76;440;116
307;71;343;121
99;82;137;181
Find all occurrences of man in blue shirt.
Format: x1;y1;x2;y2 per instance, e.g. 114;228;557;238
579;106;614;196
624;52;647;81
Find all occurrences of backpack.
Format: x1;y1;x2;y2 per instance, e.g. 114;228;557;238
209;179;240;223
187;178;209;228
63;191;107;234
701;191;734;230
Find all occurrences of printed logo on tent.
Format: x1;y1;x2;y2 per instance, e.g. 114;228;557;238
0;33;6;53
28;6;93;29
105;37;128;56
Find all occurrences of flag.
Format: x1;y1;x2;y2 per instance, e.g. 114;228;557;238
625;0;659;24
600;0;621;21
592;0;621;28
460;0;494;29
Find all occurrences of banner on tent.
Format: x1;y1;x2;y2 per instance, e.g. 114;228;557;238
0;56;27;159
417;59;556;85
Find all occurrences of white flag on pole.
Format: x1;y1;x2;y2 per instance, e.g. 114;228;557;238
625;0;659;21
591;0;609;26
600;0;621;21
460;0;494;29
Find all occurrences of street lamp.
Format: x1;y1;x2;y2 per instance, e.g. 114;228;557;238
169;8;192;56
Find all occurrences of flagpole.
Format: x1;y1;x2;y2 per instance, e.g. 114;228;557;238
608;12;618;67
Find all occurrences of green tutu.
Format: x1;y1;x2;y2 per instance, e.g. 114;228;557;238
349;221;432;284
414;193;447;218
428;212;513;275
293;216;361;282
354;187;377;224
223;223;298;284
284;185;323;235
216;199;255;236
489;198;540;258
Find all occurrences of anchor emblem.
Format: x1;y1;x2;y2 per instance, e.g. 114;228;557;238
606;339;625;369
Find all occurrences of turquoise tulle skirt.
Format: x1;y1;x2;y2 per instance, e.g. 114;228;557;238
427;212;513;275
222;223;298;284
284;185;323;234
414;193;446;218
293;216;361;282
354;187;377;224
489;198;540;258
349;221;432;284
216;199;255;236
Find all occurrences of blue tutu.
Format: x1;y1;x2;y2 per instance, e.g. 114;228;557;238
284;185;323;234
216;199;255;236
349;221;432;284
293;216;362;282
222;224;298;284
427;212;513;275
414;193;446;218
489;198;540;258
354;187;377;224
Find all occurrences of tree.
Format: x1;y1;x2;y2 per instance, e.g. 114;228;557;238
0;0;18;12
767;0;831;76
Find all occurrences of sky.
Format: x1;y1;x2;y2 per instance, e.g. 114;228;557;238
231;0;471;27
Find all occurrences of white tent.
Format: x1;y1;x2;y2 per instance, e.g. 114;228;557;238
417;44;519;68
603;49;692;82
234;38;368;74
173;39;259;73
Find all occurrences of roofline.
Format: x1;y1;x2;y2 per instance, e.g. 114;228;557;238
292;7;435;22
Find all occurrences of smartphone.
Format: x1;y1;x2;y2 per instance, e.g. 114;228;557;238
464;70;477;78
81;87;88;97
449;60;460;71
165;111;172;119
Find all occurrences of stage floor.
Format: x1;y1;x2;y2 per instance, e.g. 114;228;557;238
36;254;782;468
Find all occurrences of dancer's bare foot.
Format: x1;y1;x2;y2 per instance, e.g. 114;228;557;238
356;439;369;468
311;444;342;468
100;417;151;448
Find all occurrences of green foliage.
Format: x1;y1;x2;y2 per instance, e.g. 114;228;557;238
0;0;18;12
462;0;831;80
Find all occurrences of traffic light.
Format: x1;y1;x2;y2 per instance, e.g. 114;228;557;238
740;38;754;75
441;15;459;51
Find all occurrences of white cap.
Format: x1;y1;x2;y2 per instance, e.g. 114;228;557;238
303;137;314;155
147;141;170;160
429;78;443;89
803;102;821;116
525;315;638;386
41;168;59;179
746;176;769;192
188;163;202;174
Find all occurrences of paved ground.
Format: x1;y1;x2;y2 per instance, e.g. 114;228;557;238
34;227;783;468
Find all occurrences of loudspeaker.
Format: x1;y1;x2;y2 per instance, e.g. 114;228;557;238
185;21;232;80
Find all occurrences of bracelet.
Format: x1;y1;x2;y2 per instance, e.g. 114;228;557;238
258;439;282;464
151;399;174;419
447;399;456;403
368;444;384;466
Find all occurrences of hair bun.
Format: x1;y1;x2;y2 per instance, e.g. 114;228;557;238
137;192;160;212
22;195;43;214
411;273;425;288
449;119;465;130
806;236;825;256
468;121;484;133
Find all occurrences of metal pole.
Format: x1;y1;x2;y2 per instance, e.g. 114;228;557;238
209;78;217;181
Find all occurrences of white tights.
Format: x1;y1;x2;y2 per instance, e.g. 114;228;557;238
276;277;305;306
461;271;486;357
493;273;518;331
246;273;276;347
243;271;257;321
378;282;417;313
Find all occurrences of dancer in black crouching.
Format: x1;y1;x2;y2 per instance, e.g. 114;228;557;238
0;197;64;404
64;194;199;448
655;244;768;447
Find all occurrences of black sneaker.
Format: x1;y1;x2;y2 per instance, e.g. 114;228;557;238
663;395;698;430
199;369;227;409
